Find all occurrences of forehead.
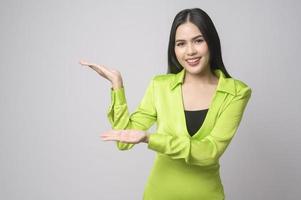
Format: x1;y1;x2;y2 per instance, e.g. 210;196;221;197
175;22;202;39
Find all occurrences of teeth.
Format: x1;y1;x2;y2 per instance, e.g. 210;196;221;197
187;58;200;62
187;58;200;63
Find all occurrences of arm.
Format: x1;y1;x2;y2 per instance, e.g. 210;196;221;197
147;86;252;167
107;78;157;150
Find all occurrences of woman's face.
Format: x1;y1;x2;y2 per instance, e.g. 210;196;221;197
174;22;210;75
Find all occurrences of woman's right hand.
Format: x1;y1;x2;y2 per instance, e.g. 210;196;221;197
79;59;123;89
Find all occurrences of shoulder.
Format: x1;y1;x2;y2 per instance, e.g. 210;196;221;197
152;73;174;81
232;78;252;97
150;73;175;85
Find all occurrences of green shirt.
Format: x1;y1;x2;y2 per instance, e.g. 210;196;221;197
107;68;252;200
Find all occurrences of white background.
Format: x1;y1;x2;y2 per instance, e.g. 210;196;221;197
1;0;300;199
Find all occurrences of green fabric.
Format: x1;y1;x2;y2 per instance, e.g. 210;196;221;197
107;68;252;200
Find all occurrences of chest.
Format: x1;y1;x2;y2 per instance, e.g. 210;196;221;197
155;85;230;139
181;84;217;110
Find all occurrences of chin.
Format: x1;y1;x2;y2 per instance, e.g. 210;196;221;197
184;65;206;75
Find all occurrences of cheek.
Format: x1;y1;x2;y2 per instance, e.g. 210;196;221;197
174;47;184;59
196;44;209;54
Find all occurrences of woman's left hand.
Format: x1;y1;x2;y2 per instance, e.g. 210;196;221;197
100;129;148;144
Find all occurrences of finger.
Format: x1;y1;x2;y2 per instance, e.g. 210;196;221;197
79;60;99;68
100;130;120;139
93;64;113;77
101;129;119;135
101;136;117;141
100;133;118;141
100;134;117;139
79;59;103;70
79;60;100;69
80;60;114;77
102;138;117;141
79;59;89;65
88;65;106;76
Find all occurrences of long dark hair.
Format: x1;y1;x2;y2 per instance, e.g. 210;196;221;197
167;8;231;78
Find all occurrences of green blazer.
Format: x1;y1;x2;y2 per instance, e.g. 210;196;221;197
107;68;252;199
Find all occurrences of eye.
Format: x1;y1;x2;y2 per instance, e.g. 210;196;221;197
195;39;204;43
176;42;184;47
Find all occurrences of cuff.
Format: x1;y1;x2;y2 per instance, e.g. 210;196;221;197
110;87;126;106
147;133;166;153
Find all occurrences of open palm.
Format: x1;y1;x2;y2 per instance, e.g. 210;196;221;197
101;129;147;144
79;59;122;84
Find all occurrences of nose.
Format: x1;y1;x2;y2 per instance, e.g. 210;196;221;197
186;43;197;56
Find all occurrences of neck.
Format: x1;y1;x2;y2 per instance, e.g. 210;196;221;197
184;68;218;86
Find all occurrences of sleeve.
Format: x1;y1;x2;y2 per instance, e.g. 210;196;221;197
147;86;252;167
107;78;157;150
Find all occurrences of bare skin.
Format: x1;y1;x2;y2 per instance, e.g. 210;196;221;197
79;59;149;144
79;59;123;89
174;22;219;110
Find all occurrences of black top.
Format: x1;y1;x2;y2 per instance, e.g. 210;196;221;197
184;109;209;136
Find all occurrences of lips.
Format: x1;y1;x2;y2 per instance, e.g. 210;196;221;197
186;57;201;65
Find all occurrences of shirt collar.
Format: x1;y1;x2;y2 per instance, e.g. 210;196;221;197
169;68;236;95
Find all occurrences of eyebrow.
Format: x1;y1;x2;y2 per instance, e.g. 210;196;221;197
175;34;203;43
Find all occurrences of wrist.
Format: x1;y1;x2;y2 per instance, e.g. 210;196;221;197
143;133;150;143
112;78;123;90
112;82;123;90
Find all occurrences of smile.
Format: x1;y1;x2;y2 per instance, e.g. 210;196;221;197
186;57;201;65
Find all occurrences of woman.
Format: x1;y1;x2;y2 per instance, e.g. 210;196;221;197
80;8;252;200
